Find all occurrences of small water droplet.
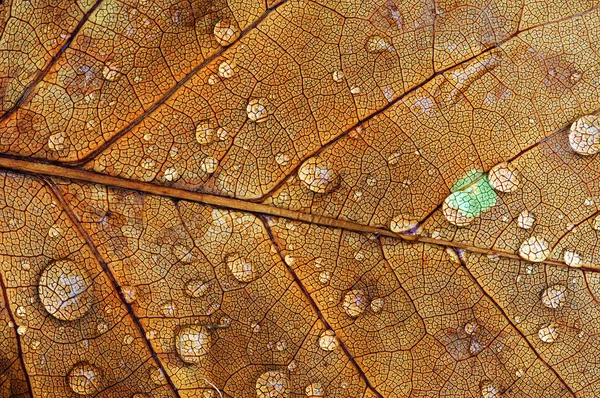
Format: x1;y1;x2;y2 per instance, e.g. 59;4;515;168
390;214;419;233
48;224;62;238
370;297;384;313
17;325;27;335
201;156;219;174
15;306;26;318
593;215;600;231
515;369;524;378
342;289;368;318
564;250;582;267
207;74;218;85
298;156;339;194
195;122;217;145
480;382;499;398
218;60;235;78
161;302;176;316
318;330;338;351
141;158;155;170
275;152;290;166
569;115;600;155
387;151;402;165
488;162;519;193
102;63;119;81
121;286;138;304
541;285;567;309
68;362;102;395
519;236;550;262
226;253;255;282
97;322;108;334
332;70;344;82
176;325;211;364
366;35;394;53
306;382;324;397
256;371;289;398
163;167;180;182
123;334;134;345
213;20;240;46
517;210;535;229
246;98;269;122
538;323;558;343
287;360;297;372
350;86;361;94
48;132;67;151
319;271;331;284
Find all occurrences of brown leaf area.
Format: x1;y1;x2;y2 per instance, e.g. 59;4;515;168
0;0;599;396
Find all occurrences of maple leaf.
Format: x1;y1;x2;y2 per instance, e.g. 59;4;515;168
0;0;599;397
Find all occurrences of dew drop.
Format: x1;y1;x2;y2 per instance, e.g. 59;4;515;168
48;132;67;151
218;60;235;78
569;115;600;155
287;360;297;372
342;289;368;318
306;382;324;397
15;306;26;318
585;198;594;206
121;285;138;304
318;271;331;284
141;158;155;170
538;323;558;343
390;214;419;233
488;162;519;193
68;362;102;396
256;371;289;398
366;35;394;53
298;156;339;194
195;122;217;145
350;86;361;94
464;322;478;335
443;192;476;226
38;259;93;321
123;334;134;345
387;151;403;165
518;236;550;262
48;224;62;238
207;74;218;85
97;322;108;334
164;167;180;182
201;156;219;174
17;325;27;335
275;152;290;166
318;330;338;351
517;210;536;229
541;285;567;309
161;302;176;316
246;98;269;122
31;340;40;350
185;280;210;298
102;63;119;81
564;250;582;267
176;325;211;364
226;253;255;282
213;20;240;46
332;70;344;82
370;297;384;313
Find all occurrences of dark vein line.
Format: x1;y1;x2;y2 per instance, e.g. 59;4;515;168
0;0;106;123
42;177;182;398
0;272;34;397
452;248;577;396
260;217;385;398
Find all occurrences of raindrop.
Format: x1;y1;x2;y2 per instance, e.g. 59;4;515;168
332;70;344;82
342;289;368;318
195;122;217;145
517;210;535;229
226;253;255;282
201;156;219;174
15;306;26;318
538;323;558;343
350;86;361;94
68;362;102;396
246;98;269;122
121;285;138;304
564;250;582;267
17;325;27;335
318;271;331;284
256;371;289;398
275;152;290;166
164;167;180;182
176;325;211;364
185;280;210;298
213;20;240;46
480;382;499;398
464;322;478;335
366;35;394;53
123;334;134;345
519;236;550;262
569;115;600;155
541;285;567;309
370;297;384;313
318;330;338;351
298;156;339;194
593;215;600;231
488;162;519;192
102;63;119;81
38;259;94;321
218;60;235;78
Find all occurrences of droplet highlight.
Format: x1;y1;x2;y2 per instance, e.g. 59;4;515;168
541;285;567;309
298;156;339;194
318;330;338;351
176;325;211;364
569;115;600;155
246;98;269;122
342;289;368;318
226;253;255;282
519;236;550;262
538;323;558;343
213;20;240;46
488;162;520;193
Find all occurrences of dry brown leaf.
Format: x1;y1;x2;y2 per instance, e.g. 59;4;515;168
0;0;599;396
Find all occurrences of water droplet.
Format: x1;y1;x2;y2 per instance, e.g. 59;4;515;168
306;382;324;397
593;215;600;231
519;236;550;262
350;86;361;94
256;371;289;398
48;224;62;238
246;98;269;122
68;362;102;396
515;369;524;378
332;70;344;82
275;152;290;166
176;325;211;364
366;35;394;53
367;298;383;314
218;60;235;78
365;175;377;187
201;156;219;174
207;74;218;85
541;285;567;309
123;334;134;345
21;261;30;270
287;360;297;372
48;132;67;151
141;158;155;170
185;280;210;298
97;322;108;334
31;340;40;350
318;330;338;351
569;115;600;155
319;271;331;284
102;63;119;81
15;306;26;318
342;289;368;318
585;198;595;206
538;323;558;343
17;325;27;335
480;382;499;398
387;151;403;165
298;156;339;194
488;162;519;193
464;322;478;335
213;20;240;46
164;167;180;182
172;245;194;263
38;260;93;321
121;285;138;304
354;251;365;261
517;210;536;229
390;214;419;233
195;122;217;145
226;253;255;282
564;250;582;267
150;366;167;385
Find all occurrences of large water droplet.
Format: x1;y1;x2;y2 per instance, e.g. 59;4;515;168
488;162;519;192
121;285;138;304
218;60;235;78
298;157;339;194
517;210;535;229
256;371;289;398
38;260;94;321
226;253;255;282
390;214;419;233
519;236;550;262
564;250;582;267
176;325;211;364
569;115;600;155
443;170;497;226
68;362;102;396
342;289;368;318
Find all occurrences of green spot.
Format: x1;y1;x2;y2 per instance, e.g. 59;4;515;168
448;170;497;218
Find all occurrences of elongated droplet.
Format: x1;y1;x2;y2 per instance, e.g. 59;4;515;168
213;20;240;46
519;236;550;262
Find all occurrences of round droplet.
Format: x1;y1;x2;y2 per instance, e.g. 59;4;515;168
538;323;558;343
102;63;119;81
226;253;255;283
541;285;567;309
318;271;331;284
332;70;344;82
342;289;368;318
141;158;155;170
480;382;498;398
366;35;393;53
68;362;102;396
196;122;217;145
488;162;519;193
213;20;240;46
185;280;210;298
305;382;324;397
201;156;219;174
569;115;600;155
38;260;94;321
207;74;218;85
464;322;478;335
517;210;536;229
161;302;176;316
17;325;27;335
121;285;138;304
275;152;290;166
246;98;269;122
15;306;26;318
318;330;338;351
519;236;550;262
390;214;419;233
564;250;582;267
256;371;289;398
176;325;211;364
218;60;235;78
164;167;180;182
443;191;477;226
370;297;384;313
123;334;134;345
298;157;339;194
48;132;67;151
